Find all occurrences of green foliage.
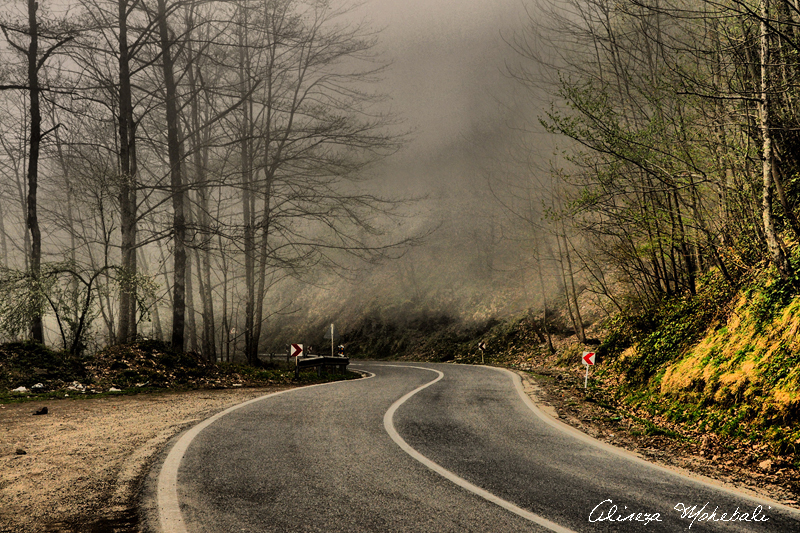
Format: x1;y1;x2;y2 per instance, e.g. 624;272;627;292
0;268;50;340
602;271;736;383
597;311;655;361
758;341;800;387
0;263;158;355
601;258;800;454
749;270;800;333
625;384;800;453
629;417;682;439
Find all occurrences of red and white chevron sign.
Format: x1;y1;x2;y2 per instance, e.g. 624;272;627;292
291;344;304;358
582;351;596;365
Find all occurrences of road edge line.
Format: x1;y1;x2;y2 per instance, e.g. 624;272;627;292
156;371;374;533
382;364;577;533
497;366;800;516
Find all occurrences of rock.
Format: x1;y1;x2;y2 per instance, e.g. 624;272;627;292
758;459;773;471
15;448;26;455
31;383;45;391
11;386;28;393
33;407;48;416
109;387;122;392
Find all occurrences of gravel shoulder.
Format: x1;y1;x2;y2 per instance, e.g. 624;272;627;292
0;386;288;532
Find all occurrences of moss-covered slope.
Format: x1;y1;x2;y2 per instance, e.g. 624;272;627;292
605;269;800;453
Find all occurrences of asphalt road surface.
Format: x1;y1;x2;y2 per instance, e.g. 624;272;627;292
151;362;800;532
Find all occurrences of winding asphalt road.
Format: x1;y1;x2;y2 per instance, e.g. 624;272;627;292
151;362;800;532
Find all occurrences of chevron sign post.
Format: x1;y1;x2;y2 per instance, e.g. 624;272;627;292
582;351;596;389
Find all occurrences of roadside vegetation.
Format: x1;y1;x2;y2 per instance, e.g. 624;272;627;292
0;340;357;404
605;265;800;457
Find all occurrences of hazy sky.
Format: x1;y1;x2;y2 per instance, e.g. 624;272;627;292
355;0;531;159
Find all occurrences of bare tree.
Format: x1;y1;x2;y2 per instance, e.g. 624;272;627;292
0;0;77;343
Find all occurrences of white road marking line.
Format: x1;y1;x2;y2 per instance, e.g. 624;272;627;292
497;366;800;516
156;372;374;532
380;364;577;533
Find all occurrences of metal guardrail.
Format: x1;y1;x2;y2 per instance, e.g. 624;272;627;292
294;355;349;378
258;353;349;377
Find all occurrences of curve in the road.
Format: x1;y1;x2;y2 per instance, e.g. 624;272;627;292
155;372;376;533
153;362;800;532
380;364;577;533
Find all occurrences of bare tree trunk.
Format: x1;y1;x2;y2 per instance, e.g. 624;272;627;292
50;111;80;328
562;232;586;343
156;0;187;351
759;0;791;278
238;10;258;365
772;164;800;237
220;233;230;362
536;254;555;354
156;239;174;309
555;230;579;340
672;189;696;295
185;250;198;352
137;247;162;340
200;242;216;358
117;0;138;343
25;0;44;343
253;178;272;359
184;8;216;360
0;192;7;266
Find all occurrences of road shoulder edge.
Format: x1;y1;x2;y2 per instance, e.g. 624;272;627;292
498;366;800;516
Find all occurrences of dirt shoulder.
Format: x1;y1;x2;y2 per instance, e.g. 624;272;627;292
0;386;290;533
516;367;800;508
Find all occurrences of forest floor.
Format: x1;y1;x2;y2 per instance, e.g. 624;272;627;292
517;366;800;508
